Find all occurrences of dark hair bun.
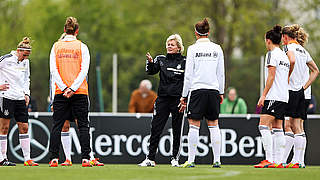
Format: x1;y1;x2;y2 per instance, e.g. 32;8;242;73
273;25;282;34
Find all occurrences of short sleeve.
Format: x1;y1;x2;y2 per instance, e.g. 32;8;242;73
306;51;313;63
265;52;277;67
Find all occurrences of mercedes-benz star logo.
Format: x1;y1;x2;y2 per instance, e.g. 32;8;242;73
9;119;50;162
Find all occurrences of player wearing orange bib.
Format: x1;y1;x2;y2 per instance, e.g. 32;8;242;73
49;17;92;167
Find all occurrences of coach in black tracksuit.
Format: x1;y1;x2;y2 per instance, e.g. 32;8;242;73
141;34;185;166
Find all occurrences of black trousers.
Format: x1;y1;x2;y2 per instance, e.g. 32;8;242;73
147;96;184;161
49;94;91;160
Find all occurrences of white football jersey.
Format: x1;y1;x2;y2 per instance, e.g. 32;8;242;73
182;38;225;97
0;51;30;100
284;42;312;91
265;47;290;103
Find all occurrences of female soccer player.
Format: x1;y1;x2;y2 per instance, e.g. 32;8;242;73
254;25;290;168
282;24;319;168
0;37;39;166
180;18;225;168
138;34;185;167
49;17;92;167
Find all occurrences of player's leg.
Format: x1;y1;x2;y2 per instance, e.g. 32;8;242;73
206;90;221;168
170;97;184;167
182;118;200;168
15;99;38;166
0;97;14;165
207;119;221;168
254;100;275;168
61;120;72;166
139;97;170;167
49;94;69;167
182;90;204;168
0;117;14;166
71;94;91;167
283;117;294;164
300;120;306;168
272;119;285;167
291;118;304;166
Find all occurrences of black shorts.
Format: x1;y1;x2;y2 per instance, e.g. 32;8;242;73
0;97;28;123
261;100;287;120
286;88;305;119
187;89;220;120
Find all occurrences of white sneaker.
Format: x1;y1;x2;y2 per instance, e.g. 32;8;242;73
171;158;180;167
138;158;156;167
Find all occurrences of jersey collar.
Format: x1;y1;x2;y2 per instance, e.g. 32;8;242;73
196;38;210;43
288;40;299;45
61;35;77;42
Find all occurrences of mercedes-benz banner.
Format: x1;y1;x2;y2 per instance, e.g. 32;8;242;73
6;113;320;165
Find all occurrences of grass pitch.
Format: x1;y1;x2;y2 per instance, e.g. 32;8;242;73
1;164;320;180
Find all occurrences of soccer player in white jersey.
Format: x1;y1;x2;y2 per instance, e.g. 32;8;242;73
0;37;39;166
254;25;290;168
281;25;319;168
179;18;225;168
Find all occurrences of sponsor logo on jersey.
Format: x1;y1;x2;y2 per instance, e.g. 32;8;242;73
4;109;9;116
279;61;290;68
177;64;181;70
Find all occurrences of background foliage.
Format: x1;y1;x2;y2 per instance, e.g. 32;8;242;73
0;0;319;112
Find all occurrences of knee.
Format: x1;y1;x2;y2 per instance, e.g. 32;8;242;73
62;125;70;132
0;126;9;134
19;125;28;134
62;121;70;132
284;121;291;132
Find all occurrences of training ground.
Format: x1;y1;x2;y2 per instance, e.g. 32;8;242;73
1;164;320;180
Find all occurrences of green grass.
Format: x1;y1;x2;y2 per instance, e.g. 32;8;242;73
1;164;320;180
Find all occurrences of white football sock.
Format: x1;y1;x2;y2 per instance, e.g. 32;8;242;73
208;125;221;163
0;135;7;159
19;134;30;161
61;131;72;161
0;142;3;162
273;128;285;164
271;130;275;162
282;132;294;163
187;125;199;163
300;132;306;166
259;125;273;162
292;134;303;164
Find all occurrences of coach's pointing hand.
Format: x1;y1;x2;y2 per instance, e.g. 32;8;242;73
146;52;153;62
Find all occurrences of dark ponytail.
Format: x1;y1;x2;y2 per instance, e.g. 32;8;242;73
266;25;282;45
195;18;210;36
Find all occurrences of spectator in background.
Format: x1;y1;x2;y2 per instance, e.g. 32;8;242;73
128;79;157;113
307;95;317;114
27;97;37;112
220;87;247;114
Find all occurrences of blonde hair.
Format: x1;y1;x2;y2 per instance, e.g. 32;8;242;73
17;37;32;50
64;17;79;35
297;27;309;47
166;34;184;53
282;24;300;39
